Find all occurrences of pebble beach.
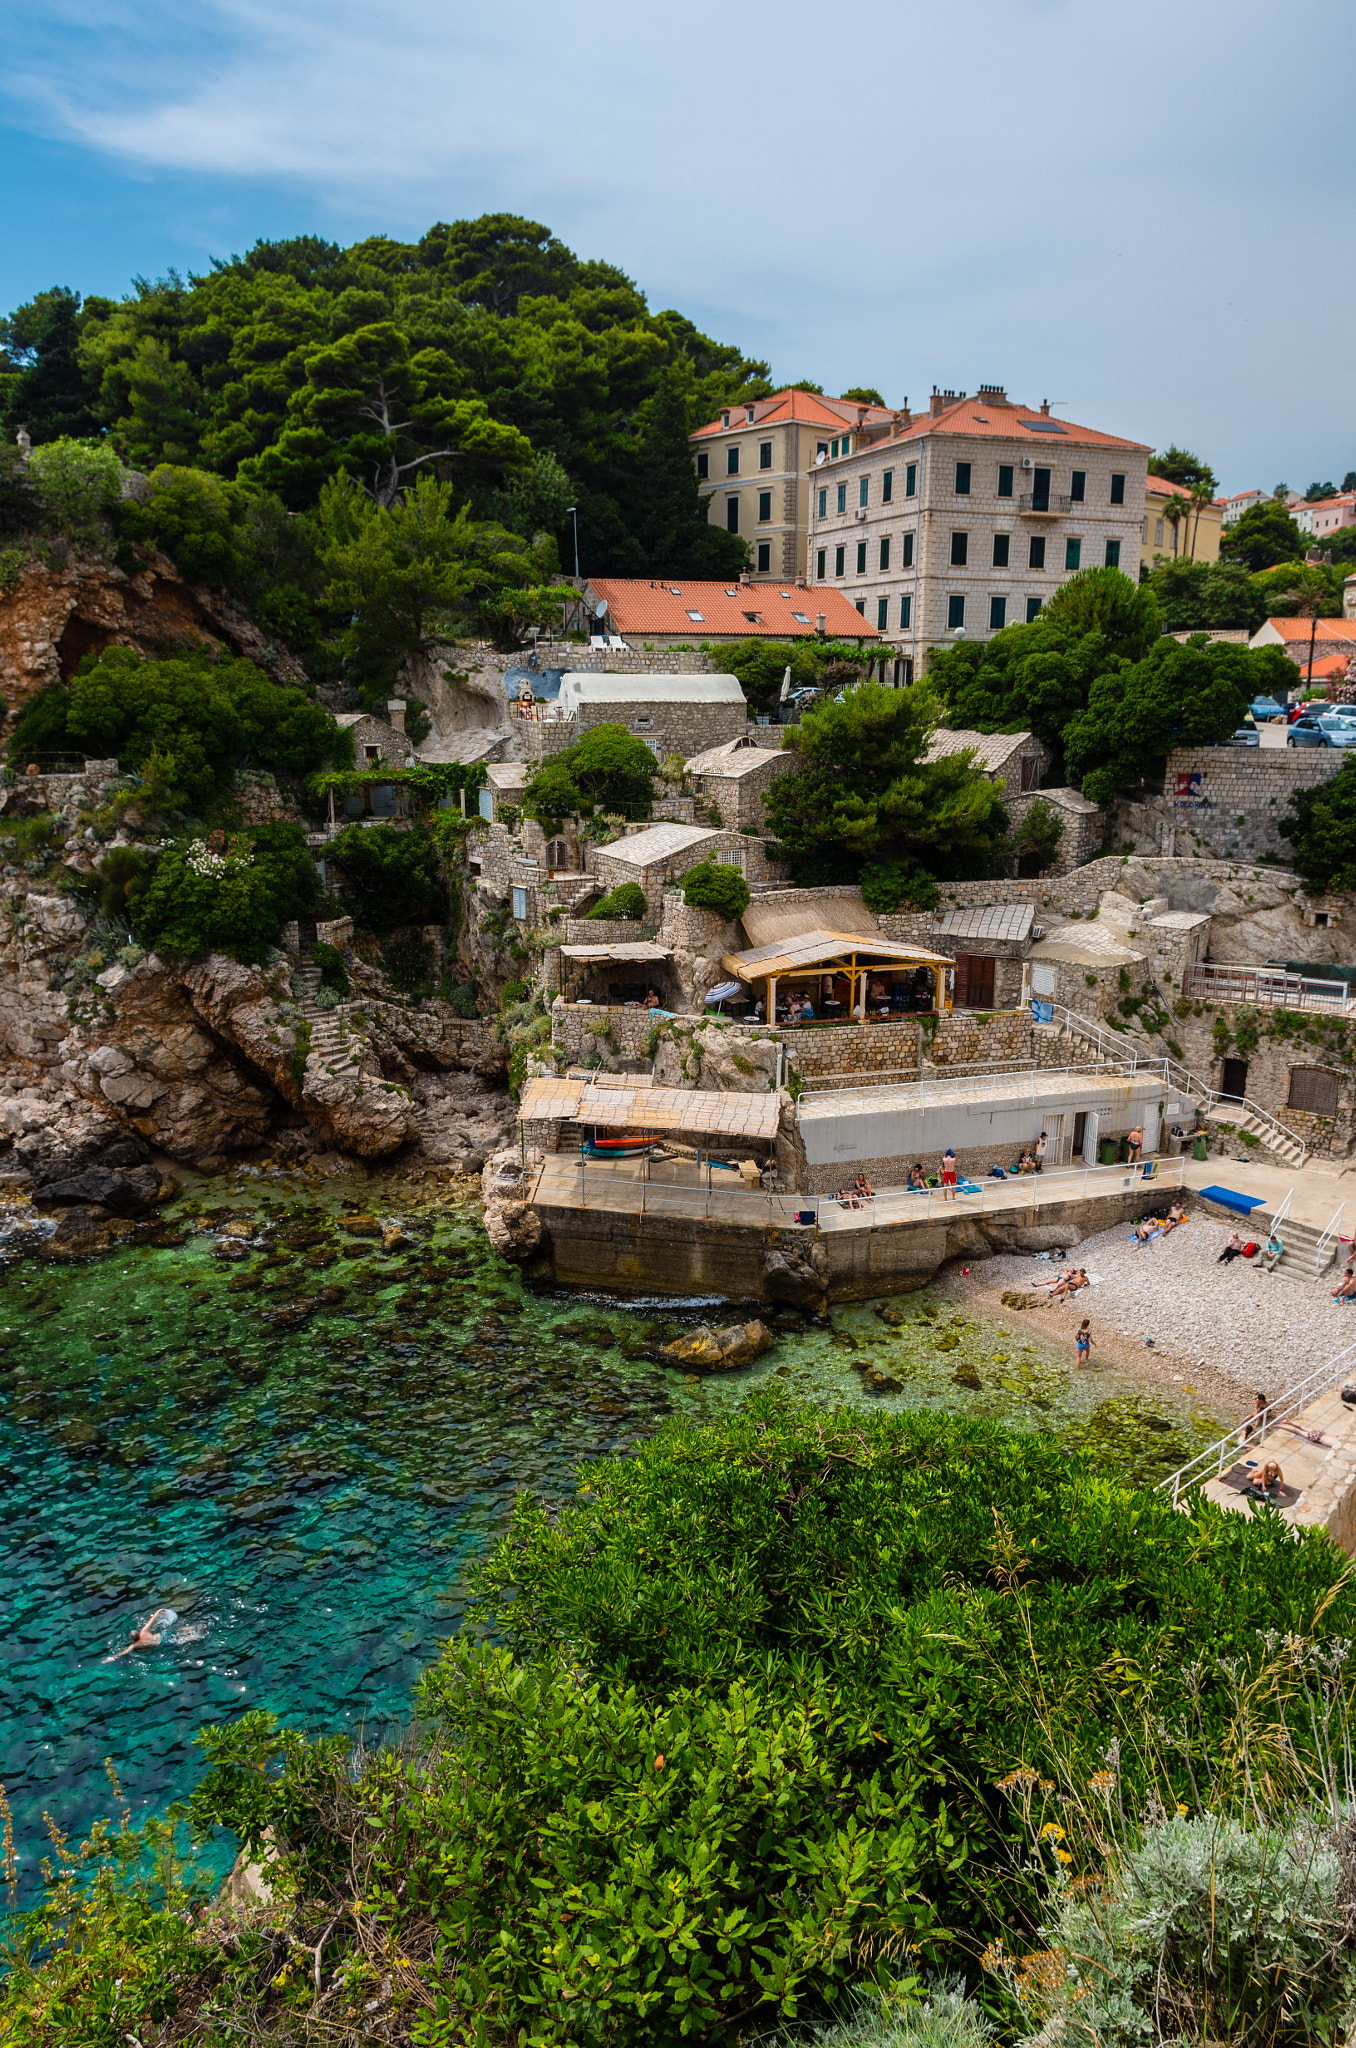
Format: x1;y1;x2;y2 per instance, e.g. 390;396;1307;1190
948;1203;1356;1417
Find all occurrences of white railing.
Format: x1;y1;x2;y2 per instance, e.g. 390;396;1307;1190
1184;963;1355;1014
1158;1340;1356;1508
799;1058;1143;1115
1044;1000;1307;1165
1318;1202;1347;1271
535;1151;1183;1229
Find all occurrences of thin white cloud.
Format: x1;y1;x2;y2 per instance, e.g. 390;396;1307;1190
2;0;1355;486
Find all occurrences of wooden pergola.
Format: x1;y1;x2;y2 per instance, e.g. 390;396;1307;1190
721;927;955;1024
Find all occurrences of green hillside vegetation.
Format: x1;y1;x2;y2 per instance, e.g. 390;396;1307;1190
7;1398;1356;2045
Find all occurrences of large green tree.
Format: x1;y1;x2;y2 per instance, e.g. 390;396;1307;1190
0;287;101;443
619;371;748;578
524;723;657;822
1281;758;1356;891
1221;498;1308;571
763;681;1008;884
1148;558;1268;634
1150;444;1219;494
1064;637;1282;806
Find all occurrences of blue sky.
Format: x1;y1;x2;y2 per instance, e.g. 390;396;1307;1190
2;0;1353;496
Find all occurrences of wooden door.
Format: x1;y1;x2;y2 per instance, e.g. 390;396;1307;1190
955;954;995;1008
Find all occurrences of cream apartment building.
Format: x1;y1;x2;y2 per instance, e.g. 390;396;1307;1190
691;388;897;582
1143;473;1223;566
803;388;1150;670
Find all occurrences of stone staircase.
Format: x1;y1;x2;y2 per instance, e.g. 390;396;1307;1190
295;960;364;1083
1215;1110;1306;1169
1256;1207;1343;1284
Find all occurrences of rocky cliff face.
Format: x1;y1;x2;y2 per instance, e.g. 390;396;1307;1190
0;551;307;717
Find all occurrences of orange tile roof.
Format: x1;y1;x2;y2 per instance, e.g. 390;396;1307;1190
869;395;1149;455
692;388;896;440
1264;616;1356;641
1146;473;1201;497
1304;492;1356;511
1301;652;1353;678
586;577;881;640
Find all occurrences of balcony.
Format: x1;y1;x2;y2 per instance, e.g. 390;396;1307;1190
1018;493;1072;516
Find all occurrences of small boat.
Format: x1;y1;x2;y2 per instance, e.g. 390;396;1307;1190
580;1134;652;1155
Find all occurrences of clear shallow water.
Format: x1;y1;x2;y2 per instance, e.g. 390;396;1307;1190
1;1175;1230;1903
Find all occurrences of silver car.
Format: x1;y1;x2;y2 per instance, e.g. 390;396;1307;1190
1228;727;1260;747
1318;718;1356;747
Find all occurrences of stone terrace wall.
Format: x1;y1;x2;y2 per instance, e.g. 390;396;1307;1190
786;1007;1033;1080
930;854;1308;921
1114;746;1343;863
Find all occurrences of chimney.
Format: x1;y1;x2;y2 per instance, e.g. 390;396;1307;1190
856;407;867;427
740;568;752;584
1040;399;1051;417
795;575;806;588
815;613;826;635
929;386;945;417
387;698;407;733
976;383;1008;405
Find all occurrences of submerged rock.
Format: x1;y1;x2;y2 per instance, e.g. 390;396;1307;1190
660;1320;775;1373
32;1164;166;1214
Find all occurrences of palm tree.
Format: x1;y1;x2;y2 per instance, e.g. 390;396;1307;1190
1162;492;1191;558
1187;482;1215;561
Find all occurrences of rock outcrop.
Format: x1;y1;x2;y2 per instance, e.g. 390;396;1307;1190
660;1319;775;1372
762;1241;829;1313
483;1198;545;1263
652;1021;778;1094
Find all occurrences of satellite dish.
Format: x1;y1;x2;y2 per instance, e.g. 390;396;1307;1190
595;599;608;619
815;451;827;466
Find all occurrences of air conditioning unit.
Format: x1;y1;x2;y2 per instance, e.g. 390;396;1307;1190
1020;456;1034;470
855;508;868;521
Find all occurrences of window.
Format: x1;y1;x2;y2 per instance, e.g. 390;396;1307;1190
992;532;1010;567
1155;517;1164;545
792;610;809;623
830;438;839;457
901;532;914;567
817;487;827;518
1020;757;1040;792
855;598;866;616
718;846;745;871
756;543;771;572
1141;516;1148;542
758;490;772;522
726;445;739;474
1064;536;1082;571
989;595;1007;630
879;536;890;571
1104;538;1121;568
1026;596;1042;622
696;450;709;479
1028;535;1046;569
759;440;772;469
834;545;845;576
900;593;912;628
1288;1068;1340;1115
478;787;494;821
512;886;528;920
948;594;965;629
364;744;381;762
1070;470;1086;502
856;540;867;574
816;548;826;578
836;482;847;514
877;596;890;631
950;530;968;566
905;463;917;496
882;469;893;502
997;463;1014;497
1110;472;1126;505
817;441;828;459
955;461;972;494
859;477;869;508
685;609;705;622
726;496;739;533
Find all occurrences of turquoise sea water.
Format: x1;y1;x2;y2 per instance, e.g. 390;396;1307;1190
1;1173;1231;1904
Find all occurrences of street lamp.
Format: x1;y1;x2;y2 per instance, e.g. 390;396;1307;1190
567;505;580;581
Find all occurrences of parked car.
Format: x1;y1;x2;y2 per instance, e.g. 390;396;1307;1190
1318;718;1356;747
1288;715;1356;748
1228;727;1260;747
1248;696;1285;722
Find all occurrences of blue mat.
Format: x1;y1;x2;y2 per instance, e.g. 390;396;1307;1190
1198;1184;1267;1215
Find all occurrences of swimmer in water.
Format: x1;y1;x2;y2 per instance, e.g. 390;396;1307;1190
108;1606;177;1660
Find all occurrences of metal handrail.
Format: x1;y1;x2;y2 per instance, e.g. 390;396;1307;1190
1158;1339;1356;1508
1184;963;1355;1014
1317;1201;1347;1270
799;1058;1145;1115
1043;1000;1307;1164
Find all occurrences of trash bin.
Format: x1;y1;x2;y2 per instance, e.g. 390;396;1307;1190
1098;1138;1118;1166
1192;1135;1208;1162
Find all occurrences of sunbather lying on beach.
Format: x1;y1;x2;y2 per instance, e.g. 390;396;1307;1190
1274;1417;1338;1448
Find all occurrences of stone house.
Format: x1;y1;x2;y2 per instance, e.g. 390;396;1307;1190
685;735;798;829
334;705;415;769
518;671;752;767
930;904;1035;1010
576;579;881;649
924;728;1101;875
589;820;779;920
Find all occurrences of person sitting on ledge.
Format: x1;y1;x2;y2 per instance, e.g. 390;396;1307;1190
854;1173;874;1201
1246;1459;1286;1506
907;1163;927;1191
1017;1150;1037;1175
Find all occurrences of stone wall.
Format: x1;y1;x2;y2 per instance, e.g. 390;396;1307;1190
1114;746;1343;863
785;1006;1033;1079
550;1000;675;1068
1159;999;1356;1159
591;829;783;920
691;750;797;830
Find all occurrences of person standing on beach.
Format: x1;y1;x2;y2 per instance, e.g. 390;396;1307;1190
941;1148;957;1201
1034;1131;1048;1173
1074;1320;1096;1365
